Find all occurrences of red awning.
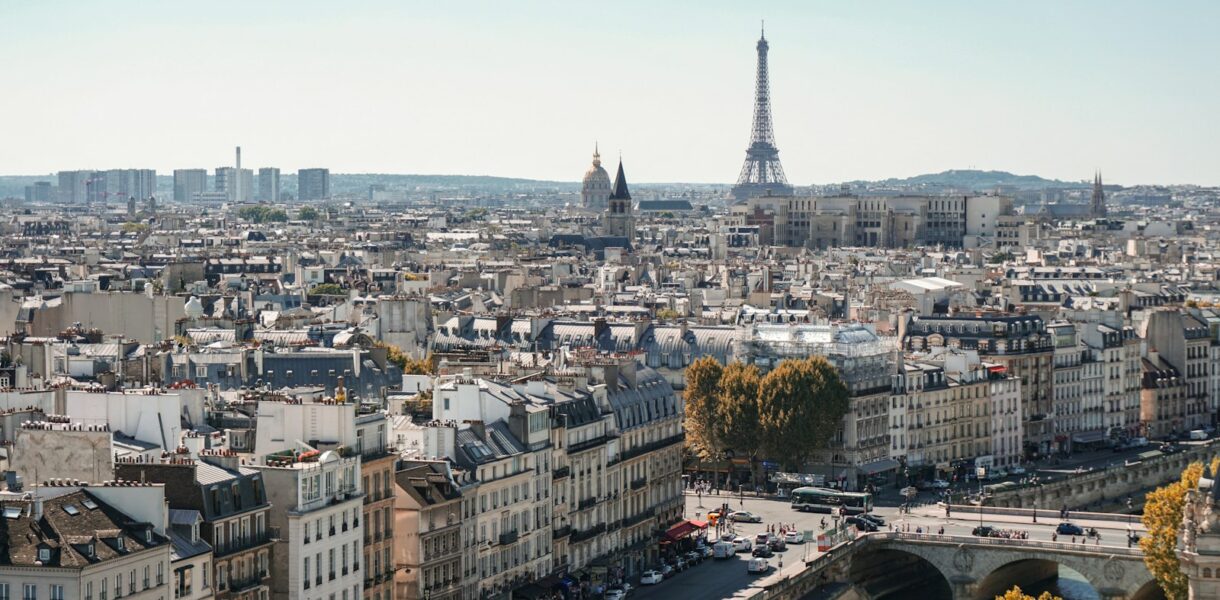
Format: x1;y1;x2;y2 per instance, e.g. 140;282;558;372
664;520;697;541
689;519;708;529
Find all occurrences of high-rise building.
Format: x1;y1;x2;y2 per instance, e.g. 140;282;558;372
731;27;794;201
95;169;157;203
581;144;611;209
258;167;281;202
215;167;253;202
57;170;92;203
298;168;330;200
24;181;52;202
173;169;208;202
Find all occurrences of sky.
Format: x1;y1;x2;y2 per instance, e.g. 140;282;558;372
2;1;1218;185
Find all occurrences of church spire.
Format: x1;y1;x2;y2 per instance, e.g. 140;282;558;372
610;159;631;201
593;142;601;167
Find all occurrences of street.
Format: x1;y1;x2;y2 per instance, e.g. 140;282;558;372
630;490;1147;600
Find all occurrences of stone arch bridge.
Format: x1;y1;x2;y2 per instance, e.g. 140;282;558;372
758;532;1161;600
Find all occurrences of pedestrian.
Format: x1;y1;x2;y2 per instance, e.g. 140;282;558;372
1071;536;1075;544
1052;532;1057;542
938;526;944;535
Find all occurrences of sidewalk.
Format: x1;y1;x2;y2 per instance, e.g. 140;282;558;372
910;507;1146;532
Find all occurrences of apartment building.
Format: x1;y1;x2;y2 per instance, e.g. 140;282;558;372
1143;309;1213;435
1079;320;1144;440
115;451;273;600
255;450;363;600
393;460;464;600
0;485;173;600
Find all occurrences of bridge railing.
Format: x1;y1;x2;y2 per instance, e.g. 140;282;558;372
858;531;1145;557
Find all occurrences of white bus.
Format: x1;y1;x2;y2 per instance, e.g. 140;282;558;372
790;486;873;514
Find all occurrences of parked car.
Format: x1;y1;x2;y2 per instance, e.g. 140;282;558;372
698;544;715;558
857;513;885;527
1056;522;1085;536
733;537;753;552
846;516;878;532
659;563;675;579
747;558;770;574
670;556;687;571
768;536;787;552
930;479;951;489
730;511;763;523
640;570;663;585
720;532;736;542
784;531;805;544
752;544;774;558
972;525;995;537
755;533;771;545
605;589;626;600
1191;430;1210;441
685;550;703;565
1009;465;1027;475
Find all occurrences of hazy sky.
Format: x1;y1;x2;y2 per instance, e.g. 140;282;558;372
3;1;1218;185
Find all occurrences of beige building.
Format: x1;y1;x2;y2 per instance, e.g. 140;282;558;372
0;485;174;600
393;460;464;600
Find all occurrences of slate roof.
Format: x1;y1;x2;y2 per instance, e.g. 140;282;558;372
0;489;167;569
609;161;631;201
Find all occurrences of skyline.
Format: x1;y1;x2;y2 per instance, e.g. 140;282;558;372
3;1;1219;186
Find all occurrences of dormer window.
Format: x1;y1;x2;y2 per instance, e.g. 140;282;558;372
116;537;125;552
38;547;51;562
145;530;153;544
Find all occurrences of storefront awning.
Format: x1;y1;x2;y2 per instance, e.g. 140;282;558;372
1072;430;1108;444
664;520;702;541
689;519;708;529
858;458;900;476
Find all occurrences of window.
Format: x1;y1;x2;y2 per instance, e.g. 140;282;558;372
143;565;150;589
158;562;164;585
305;556;311;589
115;574;122;598
100;579;107;600
49;587;63;600
38;547;50;561
0;584;7;600
22;584;35;600
130;569;136;593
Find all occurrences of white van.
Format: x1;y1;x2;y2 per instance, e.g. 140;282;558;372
1191;430;1209;441
747;558;770;574
713;541;735;559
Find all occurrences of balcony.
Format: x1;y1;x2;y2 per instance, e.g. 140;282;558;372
552;466;571;480
630;477;647;491
499;529;519;545
623;510;654;528
214;529;275;558
571;523;606;543
577;497;597;511
617;434;684;463
552;525;571;539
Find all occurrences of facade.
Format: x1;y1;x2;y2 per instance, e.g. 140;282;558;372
216;167;254;203
1143;309;1213;436
115;451;274;600
168;509;216;600
57;170;92;204
175;169;209;202
1080;320;1142;440
393;460;463;600
892;351;997;479
580;147;611;210
1140;352;1191;438
258;168;281;202
0;487;173;600
1048;321;1107;452
299;168;331;201
903;314;1055;459
255;450;364;600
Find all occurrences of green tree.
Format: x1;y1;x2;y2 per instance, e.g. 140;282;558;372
714;362;763;485
309;283;344;296
997;586;1060;600
757;357;850;471
298;206;320;221
683;357;724;460
1142;458;1220;599
121;222;149;233
655;308;681;320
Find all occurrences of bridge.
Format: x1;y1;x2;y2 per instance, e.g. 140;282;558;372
755;532;1160;600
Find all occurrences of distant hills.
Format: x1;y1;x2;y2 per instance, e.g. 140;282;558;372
847;169;1084;190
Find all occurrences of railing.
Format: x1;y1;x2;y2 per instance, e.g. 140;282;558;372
552;525;571;539
552;466;571;480
630;477;647;490
860;531;1144;556
577;497;597;511
214;530;274;557
571;523;606;543
499;530;519;545
622;510;654;528
568;434;618;454
618;434;684;463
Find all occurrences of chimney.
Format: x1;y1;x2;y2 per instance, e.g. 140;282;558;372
468;419;486;441
33;496;44;521
235;146;242;201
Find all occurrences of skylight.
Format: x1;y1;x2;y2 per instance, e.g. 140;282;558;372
63;504;81;516
3;506;21;519
81;499;99;510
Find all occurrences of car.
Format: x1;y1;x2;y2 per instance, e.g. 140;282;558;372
1056;522;1085;536
659;563;674;579
755;533;771;545
733;537;752;552
730;511;763;523
972;525;995;537
930;479;951;489
747;558;770;574
619;583;634;596
768;536;787;552
784;531;805;544
685;550;703;565
751;543;774;558
857;513;885;527
640;570;663;585
1009;465;1027;475
698;544;715;558
846;516;878;532
671;556;687;571
605;589;626;600
720;532;736;542
713;540;736;559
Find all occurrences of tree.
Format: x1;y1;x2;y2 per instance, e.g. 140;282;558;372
996;586;1061;600
655;308;681;320
298;206;319;221
121;222;149;233
1142;458;1220;599
309;283;344;296
380;342;436;375
714;362;763;485
757;357;849;471
683;357;724;460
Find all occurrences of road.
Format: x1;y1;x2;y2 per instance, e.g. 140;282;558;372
630;491;1146;600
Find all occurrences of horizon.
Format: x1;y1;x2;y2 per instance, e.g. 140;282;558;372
3;1;1218;186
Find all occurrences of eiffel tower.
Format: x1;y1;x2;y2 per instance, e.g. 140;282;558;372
731;24;794;202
